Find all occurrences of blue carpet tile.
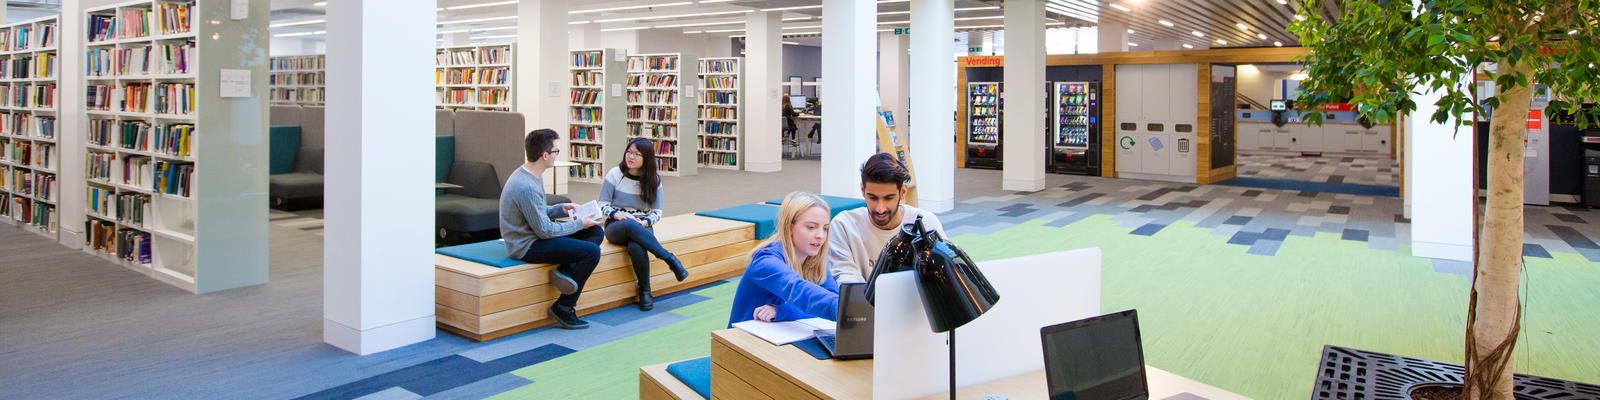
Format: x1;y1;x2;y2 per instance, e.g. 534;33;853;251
295;344;574;400
1216;177;1400;198
1523;243;1553;259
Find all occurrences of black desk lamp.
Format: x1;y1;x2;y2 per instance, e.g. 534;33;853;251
864;215;1001;400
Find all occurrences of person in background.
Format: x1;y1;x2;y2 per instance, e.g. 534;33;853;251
599;138;689;311
782;95;799;153
827;153;945;283
728;191;840;326
501;129;604;329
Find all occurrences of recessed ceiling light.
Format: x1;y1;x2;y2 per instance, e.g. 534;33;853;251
879;11;911;15
600;26;651;32
700;0;735;3
1274;41;1284;46
1182;44;1194;49
446;1;517;11
955;6;1000;11
704;28;744;33
593;9;752;24
762;5;822;11
783;25;822;30
1236;23;1249;30
783;16;812;21
1128;42;1138;46
477;34;517;39
1127;29;1134;34
783;41;799;45
312;1;325;6
274;31;325;38
436;29;468;34
569;21;590;25
1257;33;1268;39
1109;3;1131;12
1191;31;1205;37
1276;0;1288;4
437;15;515;25
1158;20;1174;27
571;2;692;14
1216;39;1227;44
955;16;1004;21
655;21;744;29
271;19;325;28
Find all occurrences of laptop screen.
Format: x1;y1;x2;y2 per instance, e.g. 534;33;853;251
1041;310;1147;400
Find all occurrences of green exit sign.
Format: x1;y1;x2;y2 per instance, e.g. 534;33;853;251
969;47;984;52
894;28;911;35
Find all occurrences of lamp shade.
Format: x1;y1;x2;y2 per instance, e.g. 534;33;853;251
862;215;1000;332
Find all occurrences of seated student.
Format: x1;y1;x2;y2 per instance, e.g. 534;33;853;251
600;138;689;311
501;129;604;330
827;153;946;283
728;191;840;326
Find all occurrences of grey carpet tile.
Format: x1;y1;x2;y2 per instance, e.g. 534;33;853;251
1236;153;1399;187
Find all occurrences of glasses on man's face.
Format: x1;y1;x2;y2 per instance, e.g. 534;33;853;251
547;149;561;156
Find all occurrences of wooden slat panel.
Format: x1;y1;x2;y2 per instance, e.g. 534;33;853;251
594;228;755;274
462;255;750;334
1196;62;1213;183
710;363;774;400
711;335;817;400
642;363;707;400
455;240;760;315
434;215;755;278
1101;66;1117;177
435;266;483;296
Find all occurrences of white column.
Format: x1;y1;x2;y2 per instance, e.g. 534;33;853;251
1150;37;1180;51
1098;21;1129;53
323;0;436;355
746;11;784;172
821;0;878;197
878;32;909;143
1002;0;1045;192
909;0;956;212
57;0;83;249
444;31;470;46
571;21;600;49
517;0;569;192
1409;77;1474;261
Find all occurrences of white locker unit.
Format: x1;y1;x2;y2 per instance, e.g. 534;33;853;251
1115;64;1198;183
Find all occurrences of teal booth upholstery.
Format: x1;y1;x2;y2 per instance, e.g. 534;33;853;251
665;357;712;399
763;195;868;218
695;203;781;239
435;240;522;268
268;126;300;175
268;106;325;210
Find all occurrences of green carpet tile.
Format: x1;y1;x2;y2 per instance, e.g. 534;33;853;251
481;214;1600;399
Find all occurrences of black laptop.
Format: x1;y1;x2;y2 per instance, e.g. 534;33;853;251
1040;309;1149;400
813;283;874;359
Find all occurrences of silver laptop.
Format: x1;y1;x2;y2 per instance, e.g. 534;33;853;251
814;283;874;359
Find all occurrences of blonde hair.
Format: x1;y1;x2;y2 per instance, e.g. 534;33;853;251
750;191;831;284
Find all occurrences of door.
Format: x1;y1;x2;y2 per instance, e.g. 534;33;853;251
1363;130;1386;154
1344;130;1363;153
1273;128;1292;150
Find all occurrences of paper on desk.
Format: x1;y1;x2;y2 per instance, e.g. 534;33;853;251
734;318;835;345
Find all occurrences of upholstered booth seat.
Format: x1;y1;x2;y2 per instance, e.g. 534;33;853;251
268;147;324;210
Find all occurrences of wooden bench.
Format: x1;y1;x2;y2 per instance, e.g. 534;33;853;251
435;214;758;341
639;360;707;400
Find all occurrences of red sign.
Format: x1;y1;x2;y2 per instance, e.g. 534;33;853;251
1527;109;1542;130
967;56;1004;67
1318;103;1355;112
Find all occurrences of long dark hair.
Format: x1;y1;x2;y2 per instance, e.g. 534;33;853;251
619;138;659;204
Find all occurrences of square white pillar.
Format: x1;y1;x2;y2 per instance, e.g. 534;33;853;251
571;21;600;50
1098;21;1129;53
878;32;909;144
444;31;470;47
57;0;84;249
323;0;438;355
821;0;880;197
746;11;784;172
1409;78;1474;261
910;0;956;212
518;0;569;192
1002;0;1046;192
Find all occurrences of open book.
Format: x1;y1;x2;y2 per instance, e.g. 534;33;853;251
732;317;838;346
569;200;605;223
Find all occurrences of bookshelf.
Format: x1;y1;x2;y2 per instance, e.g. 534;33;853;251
435;44;514;111
696;57;741;170
82;0;269;293
0;16;60;238
567;48;625;183
268;54;323;106
625;53;698;176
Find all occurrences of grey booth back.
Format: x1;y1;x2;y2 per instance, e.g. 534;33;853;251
437;109;455;136
299;106;326;149
270;105;303;127
451;110;527;185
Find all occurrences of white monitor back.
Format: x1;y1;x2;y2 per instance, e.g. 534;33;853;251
873;248;1103;399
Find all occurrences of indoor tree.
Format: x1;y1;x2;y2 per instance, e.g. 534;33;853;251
1288;0;1599;399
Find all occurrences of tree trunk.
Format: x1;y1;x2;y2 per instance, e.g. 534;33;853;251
1465;60;1531;400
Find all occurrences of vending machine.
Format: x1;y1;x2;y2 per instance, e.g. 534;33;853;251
1048;81;1100;175
966;82;1003;169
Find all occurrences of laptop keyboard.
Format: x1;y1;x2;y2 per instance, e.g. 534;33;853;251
816;334;837;354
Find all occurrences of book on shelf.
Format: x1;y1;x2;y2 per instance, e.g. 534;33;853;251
118;229;153;264
152;161;192;197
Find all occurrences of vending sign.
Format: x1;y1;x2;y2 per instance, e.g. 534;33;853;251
967;56;1004;67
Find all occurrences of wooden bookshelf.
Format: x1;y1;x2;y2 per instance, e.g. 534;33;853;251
435;44;515;111
82;0;269;293
625;53;697;176
568;48;625;184
268;54;323;106
696;57;742;170
0;16;60;238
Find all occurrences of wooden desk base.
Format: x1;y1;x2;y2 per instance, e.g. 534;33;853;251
709;329;871;400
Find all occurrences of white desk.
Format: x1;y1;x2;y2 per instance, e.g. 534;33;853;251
920;366;1249;400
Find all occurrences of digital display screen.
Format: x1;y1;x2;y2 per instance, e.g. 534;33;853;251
1043;310;1147;400
1270;100;1287;111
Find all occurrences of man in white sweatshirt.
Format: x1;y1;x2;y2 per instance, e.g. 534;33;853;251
827;153;945;283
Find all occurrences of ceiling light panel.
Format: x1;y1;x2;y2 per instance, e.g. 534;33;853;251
445;1;517;11
571;2;692;14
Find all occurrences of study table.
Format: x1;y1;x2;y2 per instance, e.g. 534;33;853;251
709;328;1247;400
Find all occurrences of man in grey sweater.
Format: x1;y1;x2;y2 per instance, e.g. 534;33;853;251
501;129;603;329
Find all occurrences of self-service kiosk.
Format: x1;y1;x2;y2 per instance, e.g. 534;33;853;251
1270;99;1290;127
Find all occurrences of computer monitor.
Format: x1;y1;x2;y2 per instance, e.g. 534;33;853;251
790;95;808;108
1269;100;1287;111
1041;309;1148;400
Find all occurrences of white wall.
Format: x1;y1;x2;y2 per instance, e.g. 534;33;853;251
1408;76;1475;261
270;37;324;56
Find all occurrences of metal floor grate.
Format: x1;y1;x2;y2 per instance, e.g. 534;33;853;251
1312;345;1600;400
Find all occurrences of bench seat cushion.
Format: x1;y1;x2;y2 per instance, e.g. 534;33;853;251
436;194;501;233
665;357;712;399
695;203;780;239
436;240;522;268
764;195;868;218
268;172;324;199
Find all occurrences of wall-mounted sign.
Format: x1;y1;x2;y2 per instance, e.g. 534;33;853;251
894;28;911;35
967;56;1003;67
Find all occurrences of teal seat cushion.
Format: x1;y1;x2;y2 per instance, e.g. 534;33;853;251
696;203;780;239
764;195;867;218
435;240;523;268
269;126;301;175
436;136;455;195
665;357;712;399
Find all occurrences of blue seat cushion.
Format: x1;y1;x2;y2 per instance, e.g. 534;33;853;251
695;203;780;239
665;357;712;399
764;195;867;218
435;240;524;268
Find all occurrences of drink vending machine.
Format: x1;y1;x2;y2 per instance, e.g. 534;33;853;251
1048;81;1100;175
965;82;1003;169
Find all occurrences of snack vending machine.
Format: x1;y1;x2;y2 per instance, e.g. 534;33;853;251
966;82;1002;169
1048;81;1100;175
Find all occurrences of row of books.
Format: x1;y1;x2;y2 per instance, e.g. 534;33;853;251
627;107;678;121
87;220;116;254
123;156;152;187
628;123;678;140
270;55;322;71
4;167;28;193
4;142;53;170
570;89;602;106
153;82;194;115
119;229;152;264
477;88;509;105
655;157;679;172
0;24;59;51
86;83;148;112
269;88;325;103
15;83;57;109
87;42;195;76
3;54;57;79
156;3;194;37
699;152;738;167
268;71;323;86
571;71;603;86
700;92;737;105
703;76;737;89
700;137;739;151
152;123;192;157
152;160;192;197
626;74;678;87
24;199;55;230
570;107;601;123
436;46;512;66
86;152;115;181
627;91;677;104
22;172;54;201
114;192;151;227
699;107;736;120
572;52;603;68
568;163;604;179
0;115;57;139
628;56;678;72
569;125;602;142
568;143;602;162
88;186;115;217
87;118;124;147
434;67;510;85
701;59;737;74
699;121;738;135
652;140;677;155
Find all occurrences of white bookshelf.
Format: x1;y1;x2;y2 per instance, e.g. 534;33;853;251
697;57;742;170
435;44;515;111
568;48;625;184
0;16;60;238
81;0;269;293
269;54;323;106
625;53;697;176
